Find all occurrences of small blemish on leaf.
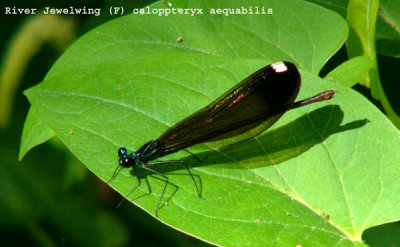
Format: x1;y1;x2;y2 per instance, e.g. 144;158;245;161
321;213;330;220
69;130;74;135
177;37;183;43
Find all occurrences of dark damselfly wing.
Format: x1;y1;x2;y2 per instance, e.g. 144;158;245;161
156;61;301;157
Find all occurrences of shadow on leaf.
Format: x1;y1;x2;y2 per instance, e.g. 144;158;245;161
176;104;369;170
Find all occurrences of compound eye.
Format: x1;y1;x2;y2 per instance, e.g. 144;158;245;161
122;157;132;168
118;147;127;157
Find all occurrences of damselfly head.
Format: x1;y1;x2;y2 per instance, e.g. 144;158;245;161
118;147;133;168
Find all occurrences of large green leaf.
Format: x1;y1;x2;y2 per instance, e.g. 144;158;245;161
21;0;400;246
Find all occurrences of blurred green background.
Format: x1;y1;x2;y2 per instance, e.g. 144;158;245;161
1;0;399;246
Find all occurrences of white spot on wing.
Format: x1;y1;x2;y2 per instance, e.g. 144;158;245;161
271;61;288;73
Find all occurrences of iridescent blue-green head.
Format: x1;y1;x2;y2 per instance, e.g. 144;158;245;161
118;147;136;168
107;147;137;184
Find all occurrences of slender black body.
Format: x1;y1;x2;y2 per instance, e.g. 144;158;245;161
111;61;336;216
